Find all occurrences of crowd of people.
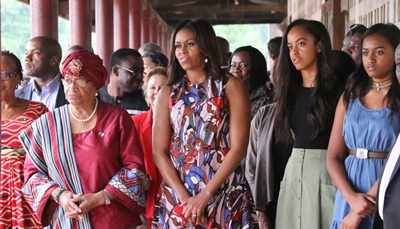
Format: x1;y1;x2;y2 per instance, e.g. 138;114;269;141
2;17;400;229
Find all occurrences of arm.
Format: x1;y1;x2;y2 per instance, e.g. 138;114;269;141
21;119;81;225
245;108;261;208
152;86;192;202
106;112;148;213
246;106;274;229
72;110;148;215
182;76;251;225
23;151;60;225
326;96;375;218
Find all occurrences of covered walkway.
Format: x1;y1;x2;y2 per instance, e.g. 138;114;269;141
14;0;287;71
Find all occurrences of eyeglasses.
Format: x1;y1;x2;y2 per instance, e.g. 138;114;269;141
117;65;143;76
1;71;17;81
61;78;90;88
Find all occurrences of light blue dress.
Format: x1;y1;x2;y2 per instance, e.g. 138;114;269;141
331;98;400;228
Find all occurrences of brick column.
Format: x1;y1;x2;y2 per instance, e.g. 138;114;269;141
129;0;142;50
114;0;129;49
69;0;91;50
157;23;163;49
30;0;58;39
141;9;150;45
95;0;113;72
150;17;158;44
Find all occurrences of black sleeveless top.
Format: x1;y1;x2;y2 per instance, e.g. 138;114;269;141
289;87;332;149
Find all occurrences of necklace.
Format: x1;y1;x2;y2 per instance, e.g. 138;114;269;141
69;98;98;122
4;99;17;120
8;107;16;119
303;76;316;80
371;82;392;91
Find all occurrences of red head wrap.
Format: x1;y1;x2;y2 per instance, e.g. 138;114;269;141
61;50;108;89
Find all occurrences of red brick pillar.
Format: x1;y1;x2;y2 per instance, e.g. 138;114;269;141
150;17;158;44
30;0;58;39
141;9;150;45
129;0;142;50
95;0;113;72
164;28;171;56
157;23;163;49
168;30;172;55
161;26;167;55
114;0;129;49
69;0;91;50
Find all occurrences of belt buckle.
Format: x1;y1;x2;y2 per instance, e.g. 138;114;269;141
356;148;368;159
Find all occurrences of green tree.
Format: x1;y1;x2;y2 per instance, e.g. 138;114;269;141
213;24;269;60
0;0;84;62
1;0;31;61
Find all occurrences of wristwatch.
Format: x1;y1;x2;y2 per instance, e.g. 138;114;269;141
101;189;111;205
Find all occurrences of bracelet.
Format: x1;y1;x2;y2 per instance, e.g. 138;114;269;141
55;188;66;204
101;189;111;205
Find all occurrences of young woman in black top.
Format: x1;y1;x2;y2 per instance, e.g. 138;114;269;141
274;19;343;229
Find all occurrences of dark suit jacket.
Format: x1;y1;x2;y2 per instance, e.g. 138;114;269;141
373;151;400;229
15;77;68;109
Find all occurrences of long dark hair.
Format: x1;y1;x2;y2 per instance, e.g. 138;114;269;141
274;19;339;143
167;19;226;85
343;23;400;113
228;46;269;93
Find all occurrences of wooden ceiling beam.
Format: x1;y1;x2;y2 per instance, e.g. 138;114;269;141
154;4;285;14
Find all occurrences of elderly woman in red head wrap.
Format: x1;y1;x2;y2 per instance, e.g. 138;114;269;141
20;50;148;229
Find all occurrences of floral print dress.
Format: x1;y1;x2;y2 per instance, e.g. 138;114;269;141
157;75;257;229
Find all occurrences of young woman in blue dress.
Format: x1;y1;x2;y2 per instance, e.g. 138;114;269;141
327;23;400;229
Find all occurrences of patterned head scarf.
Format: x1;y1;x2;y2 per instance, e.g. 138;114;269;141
61;50;108;89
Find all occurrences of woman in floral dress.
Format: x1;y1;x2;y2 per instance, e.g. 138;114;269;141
153;19;257;229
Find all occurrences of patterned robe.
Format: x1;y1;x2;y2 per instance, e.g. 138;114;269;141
20;102;148;229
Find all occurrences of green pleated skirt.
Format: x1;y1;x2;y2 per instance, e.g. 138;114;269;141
275;148;336;229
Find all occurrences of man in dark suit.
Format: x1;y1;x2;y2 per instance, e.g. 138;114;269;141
15;36;67;110
373;43;400;229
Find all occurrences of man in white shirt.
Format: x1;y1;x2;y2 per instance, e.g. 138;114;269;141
15;36;67;110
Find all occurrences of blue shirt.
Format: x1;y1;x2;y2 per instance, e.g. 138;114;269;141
31;74;61;111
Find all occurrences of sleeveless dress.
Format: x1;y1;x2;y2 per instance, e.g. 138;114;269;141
331;98;400;228
0;101;47;229
157;76;257;229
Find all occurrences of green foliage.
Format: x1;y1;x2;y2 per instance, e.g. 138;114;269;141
213;24;270;60
0;0;93;62
1;0;31;61
1;0;262;65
